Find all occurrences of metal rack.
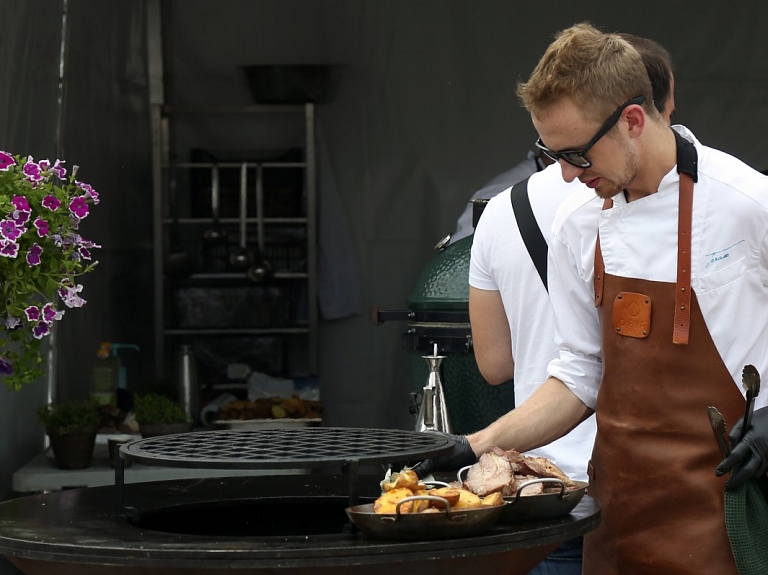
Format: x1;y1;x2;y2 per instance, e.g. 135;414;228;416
150;103;318;384
148;1;318;388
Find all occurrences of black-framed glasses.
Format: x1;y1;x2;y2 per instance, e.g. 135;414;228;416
535;95;646;169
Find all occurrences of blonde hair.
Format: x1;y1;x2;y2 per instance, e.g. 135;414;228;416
518;23;654;122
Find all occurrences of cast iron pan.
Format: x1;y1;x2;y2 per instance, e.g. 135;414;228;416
457;467;588;524
346;494;504;541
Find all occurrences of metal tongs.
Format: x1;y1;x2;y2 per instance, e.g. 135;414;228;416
708;406;731;458
708;364;762;459
740;364;761;443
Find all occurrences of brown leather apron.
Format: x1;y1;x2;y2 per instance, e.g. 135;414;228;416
583;158;744;572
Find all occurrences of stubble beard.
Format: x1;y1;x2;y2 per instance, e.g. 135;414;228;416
592;141;639;200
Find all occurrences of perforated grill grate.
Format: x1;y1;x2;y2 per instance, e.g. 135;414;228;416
122;427;454;470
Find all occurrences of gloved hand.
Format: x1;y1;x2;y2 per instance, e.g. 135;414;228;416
716;406;768;488
411;433;477;479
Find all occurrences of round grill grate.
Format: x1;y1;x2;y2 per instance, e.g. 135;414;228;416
121;427;454;469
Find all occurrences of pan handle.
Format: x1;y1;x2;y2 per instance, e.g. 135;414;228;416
389;495;464;521
512;478;568;502
422;480;451;488
457;465;473;484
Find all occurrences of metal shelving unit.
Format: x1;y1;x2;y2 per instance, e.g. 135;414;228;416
147;1;318;389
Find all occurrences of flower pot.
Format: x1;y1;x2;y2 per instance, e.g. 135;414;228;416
140;422;193;438
46;425;98;470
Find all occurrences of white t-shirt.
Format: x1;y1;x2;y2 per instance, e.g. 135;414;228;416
452;152;542;244
469;163;597;482
548;125;768;412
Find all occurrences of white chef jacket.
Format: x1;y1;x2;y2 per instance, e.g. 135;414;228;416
547;125;768;412
470;163;596;482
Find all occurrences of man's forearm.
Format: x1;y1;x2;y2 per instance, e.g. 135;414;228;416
468;377;592;455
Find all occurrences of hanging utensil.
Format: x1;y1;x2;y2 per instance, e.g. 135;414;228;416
707;405;731;458
202;165;226;243
246;163;272;282
228;163;253;270
739;364;761;443
165;172;194;279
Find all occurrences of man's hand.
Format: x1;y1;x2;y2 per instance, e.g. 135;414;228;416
716;406;768;488
411;433;477;478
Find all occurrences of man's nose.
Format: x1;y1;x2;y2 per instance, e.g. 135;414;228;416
559;160;584;183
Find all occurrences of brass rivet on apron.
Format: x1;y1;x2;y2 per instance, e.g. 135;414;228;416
681;287;686;292
681;305;686;310
617;294;622;299
643;330;648;335
645;298;649;304
616;327;621;332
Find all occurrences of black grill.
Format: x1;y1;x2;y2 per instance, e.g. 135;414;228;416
122;427;454;469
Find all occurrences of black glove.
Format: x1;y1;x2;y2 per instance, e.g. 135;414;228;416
716;406;768;488
411;433;477;479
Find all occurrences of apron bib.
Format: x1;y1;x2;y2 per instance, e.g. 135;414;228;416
583;274;743;574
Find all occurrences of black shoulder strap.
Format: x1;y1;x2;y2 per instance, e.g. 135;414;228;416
510;176;548;291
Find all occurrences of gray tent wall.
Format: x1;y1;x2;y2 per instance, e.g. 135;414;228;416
0;1;767;530
0;0;65;511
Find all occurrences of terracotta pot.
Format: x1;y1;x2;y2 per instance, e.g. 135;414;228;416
46;425;98;470
140;422;193;438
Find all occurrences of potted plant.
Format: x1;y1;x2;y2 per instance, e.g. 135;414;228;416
0;151;101;391
38;398;101;469
134;392;192;438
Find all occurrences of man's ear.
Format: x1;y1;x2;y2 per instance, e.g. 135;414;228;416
623;104;645;138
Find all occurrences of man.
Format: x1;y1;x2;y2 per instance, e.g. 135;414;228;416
414;34;676;575
450;33;674;247
503;23;766;574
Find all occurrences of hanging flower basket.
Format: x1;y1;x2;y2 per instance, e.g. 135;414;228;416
0;151;100;390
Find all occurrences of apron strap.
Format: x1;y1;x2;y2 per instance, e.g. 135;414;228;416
593;198;613;307
673;172;694;344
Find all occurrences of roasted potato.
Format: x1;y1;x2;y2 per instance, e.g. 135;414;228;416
382;469;420;493
481;492;504;507
373;487;413;514
429;487;462;509
453;489;483;509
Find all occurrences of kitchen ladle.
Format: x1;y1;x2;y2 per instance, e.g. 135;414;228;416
228;163;253;270
202;165;226;243
247;252;273;283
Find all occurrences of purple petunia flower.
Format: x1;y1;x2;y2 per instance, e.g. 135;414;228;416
0;240;19;258
79;247;91;260
76;181;99;205
11;210;30;226
12;195;30;213
26;243;42;266
0;358;12;375
69;197;89;219
58;283;86;308
0;152;15;171
0;219;21;241
33;217;49;237
42;303;64;324
4;315;21;330
42;195;61;211
38;159;50;171
22;158;42;182
25;306;40;322
51;160;66;179
32;322;50;339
